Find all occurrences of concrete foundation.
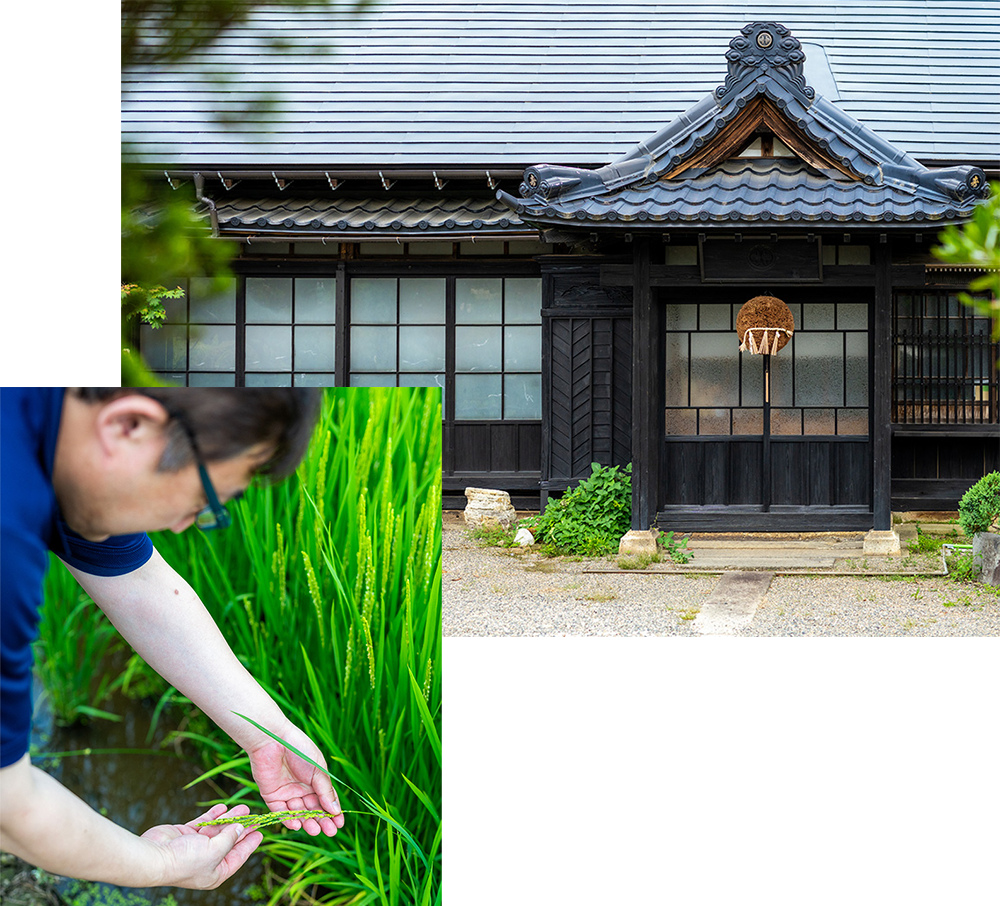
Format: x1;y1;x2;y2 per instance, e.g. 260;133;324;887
619;529;658;556
863;530;901;556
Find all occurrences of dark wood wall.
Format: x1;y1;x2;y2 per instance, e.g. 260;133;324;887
890;431;1000;510
447;422;542;475
540;262;633;493
662;438;871;507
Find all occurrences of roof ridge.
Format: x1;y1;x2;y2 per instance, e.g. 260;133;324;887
502;22;990;226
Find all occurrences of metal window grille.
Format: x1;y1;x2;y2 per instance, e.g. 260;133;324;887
892;292;998;425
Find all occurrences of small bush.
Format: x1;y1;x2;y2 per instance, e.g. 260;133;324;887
522;463;632;557
958;472;1000;536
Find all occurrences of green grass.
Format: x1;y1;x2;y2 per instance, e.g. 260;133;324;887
470;524;518;547
38;388;442;906
617;552;662;570
35;568;126;726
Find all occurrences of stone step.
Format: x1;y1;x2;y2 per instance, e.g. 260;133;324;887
688;539;863;551
686;552;839;569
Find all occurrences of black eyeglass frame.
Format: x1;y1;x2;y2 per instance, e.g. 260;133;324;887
171;416;233;531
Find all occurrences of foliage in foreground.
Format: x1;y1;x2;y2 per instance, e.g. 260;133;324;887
521;462;632;556
39;388;442;906
958;471;1000;536
932;182;1000;340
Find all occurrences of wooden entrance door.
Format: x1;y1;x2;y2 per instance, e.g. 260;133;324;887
657;292;874;531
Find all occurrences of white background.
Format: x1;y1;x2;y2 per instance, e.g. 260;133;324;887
5;4;120;387
6;6;998;904
445;639;998;904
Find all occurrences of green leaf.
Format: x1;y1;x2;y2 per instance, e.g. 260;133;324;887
406;669;442;764
182;755;251;790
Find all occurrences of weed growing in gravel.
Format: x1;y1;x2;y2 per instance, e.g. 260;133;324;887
658;530;692;563
946;548;979;583
581;591;617;602
618;552;663;569
908;526;954;554
679;608;698;621
941;594;977;607
471;524;519;547
524;559;556;573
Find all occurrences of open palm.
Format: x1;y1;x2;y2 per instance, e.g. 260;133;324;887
140;803;262;889
248;725;344;837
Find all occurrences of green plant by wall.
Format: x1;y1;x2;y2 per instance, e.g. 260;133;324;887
522;463;632;556
658;530;692;564
957;471;1000;536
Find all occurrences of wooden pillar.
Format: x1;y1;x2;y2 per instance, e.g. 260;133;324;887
631;238;661;529
872;242;892;530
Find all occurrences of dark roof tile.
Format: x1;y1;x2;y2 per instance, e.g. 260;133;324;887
214;195;527;235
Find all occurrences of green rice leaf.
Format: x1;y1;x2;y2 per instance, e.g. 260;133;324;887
182;755;251;790
407;668;442;764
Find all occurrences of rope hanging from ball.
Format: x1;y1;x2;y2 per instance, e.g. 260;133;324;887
736;295;795;355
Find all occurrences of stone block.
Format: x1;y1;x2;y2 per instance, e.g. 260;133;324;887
619;529;658;556
973;532;1000;586
863;530;901;556
514;527;535;547
463;487;517;531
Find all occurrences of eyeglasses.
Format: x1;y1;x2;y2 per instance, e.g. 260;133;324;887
173;417;233;531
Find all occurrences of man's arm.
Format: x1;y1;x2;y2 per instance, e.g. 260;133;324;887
63;550;343;837
0;754;262;888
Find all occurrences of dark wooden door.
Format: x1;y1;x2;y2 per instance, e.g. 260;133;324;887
658;293;874;531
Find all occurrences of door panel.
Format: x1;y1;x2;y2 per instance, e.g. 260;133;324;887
660;292;873;528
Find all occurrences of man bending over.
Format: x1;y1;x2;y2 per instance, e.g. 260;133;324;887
1;387;342;889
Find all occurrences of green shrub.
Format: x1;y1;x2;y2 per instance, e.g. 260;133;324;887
958;472;1000;536
522;463;631;556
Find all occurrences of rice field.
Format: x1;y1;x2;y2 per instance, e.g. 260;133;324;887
37;387;442;906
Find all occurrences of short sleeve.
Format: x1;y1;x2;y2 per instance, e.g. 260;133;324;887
55;520;154;577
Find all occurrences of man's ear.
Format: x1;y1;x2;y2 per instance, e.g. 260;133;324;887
92;393;171;459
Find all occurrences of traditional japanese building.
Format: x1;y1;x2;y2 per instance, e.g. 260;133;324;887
123;3;999;530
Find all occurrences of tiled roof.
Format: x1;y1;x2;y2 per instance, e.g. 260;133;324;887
121;1;1000;167
214;195;528;236
502;159;981;226
498;23;991;228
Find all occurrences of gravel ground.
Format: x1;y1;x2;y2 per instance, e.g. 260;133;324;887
442;516;1000;637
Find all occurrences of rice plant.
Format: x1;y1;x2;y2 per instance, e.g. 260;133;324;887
152;387;443;906
36;561;125;726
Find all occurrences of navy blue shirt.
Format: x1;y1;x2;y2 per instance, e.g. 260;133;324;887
1;388;154;767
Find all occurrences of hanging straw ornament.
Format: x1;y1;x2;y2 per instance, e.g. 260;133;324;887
736;295;795;354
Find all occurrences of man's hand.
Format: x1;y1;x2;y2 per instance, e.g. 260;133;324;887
247;723;345;837
141;803;263;889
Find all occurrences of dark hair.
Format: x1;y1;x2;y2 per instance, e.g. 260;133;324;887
74;388;323;480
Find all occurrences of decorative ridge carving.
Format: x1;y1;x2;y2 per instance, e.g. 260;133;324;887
498;22;992;225
716;22;814;103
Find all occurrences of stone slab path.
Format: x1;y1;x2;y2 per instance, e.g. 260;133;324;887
693;571;775;635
